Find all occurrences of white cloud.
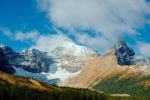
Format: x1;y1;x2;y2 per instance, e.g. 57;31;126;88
75;33;114;53
137;42;150;57
15;30;39;42
147;19;150;24
36;0;150;53
37;0;150;39
32;30;113;54
31;33;71;52
0;27;12;38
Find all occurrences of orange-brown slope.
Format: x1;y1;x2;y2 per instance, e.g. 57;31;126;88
0;71;62;92
100;65;150;84
60;48;120;88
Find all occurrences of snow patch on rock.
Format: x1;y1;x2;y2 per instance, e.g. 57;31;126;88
133;56;150;69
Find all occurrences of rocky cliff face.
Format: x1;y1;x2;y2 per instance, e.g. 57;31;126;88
13;49;54;73
0;45;54;73
0;47;15;74
114;40;135;66
114;40;150;68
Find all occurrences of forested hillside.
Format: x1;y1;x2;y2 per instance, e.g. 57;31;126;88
0;72;149;100
94;74;150;98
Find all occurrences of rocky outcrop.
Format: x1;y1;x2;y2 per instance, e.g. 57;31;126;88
0;45;15;56
0;45;54;73
0;47;15;74
0;45;19;62
13;49;54;73
114;40;135;66
114;40;150;68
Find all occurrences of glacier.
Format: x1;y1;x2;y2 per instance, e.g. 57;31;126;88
13;63;80;84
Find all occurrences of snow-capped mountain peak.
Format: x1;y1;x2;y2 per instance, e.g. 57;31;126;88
49;40;99;73
50;40;98;57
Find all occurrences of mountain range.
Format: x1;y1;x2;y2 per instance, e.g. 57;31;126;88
0;39;150;97
0;39;99;84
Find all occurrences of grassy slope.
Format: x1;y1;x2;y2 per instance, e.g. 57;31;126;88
93;73;150;98
0;71;147;100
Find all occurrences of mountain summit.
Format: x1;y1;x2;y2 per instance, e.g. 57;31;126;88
50;40;99;73
114;39;135;66
0;47;15;74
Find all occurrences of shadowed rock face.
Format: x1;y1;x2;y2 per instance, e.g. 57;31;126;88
0;45;54;73
114;40;135;66
14;49;54;73
0;45;19;62
0;48;15;74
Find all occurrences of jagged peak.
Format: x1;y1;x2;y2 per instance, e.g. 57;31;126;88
22;48;48;53
0;45;13;51
113;39;134;53
114;39;128;49
113;39;135;66
0;45;15;55
21;48;49;58
0;45;5;48
22;48;39;52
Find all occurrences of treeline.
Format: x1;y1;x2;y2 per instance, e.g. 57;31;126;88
0;78;149;100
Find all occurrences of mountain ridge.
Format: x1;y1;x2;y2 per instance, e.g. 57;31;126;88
60;40;150;90
1;39;150;97
0;40;99;84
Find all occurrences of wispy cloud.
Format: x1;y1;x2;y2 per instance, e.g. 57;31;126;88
0;27;13;38
15;30;39;42
0;28;40;42
31;33;71;53
136;42;150;57
75;33;114;53
147;18;150;24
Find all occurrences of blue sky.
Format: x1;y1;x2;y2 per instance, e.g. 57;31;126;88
0;0;150;57
0;0;51;51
